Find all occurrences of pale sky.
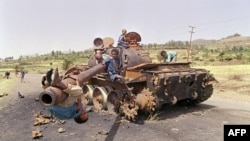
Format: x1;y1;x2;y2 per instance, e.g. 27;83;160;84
1;0;250;59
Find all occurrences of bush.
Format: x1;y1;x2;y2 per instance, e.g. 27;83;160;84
228;74;243;81
224;56;233;61
235;54;243;60
194;57;200;61
202;53;208;58
62;58;74;70
209;58;215;62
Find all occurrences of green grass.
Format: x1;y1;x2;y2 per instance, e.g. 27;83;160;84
0;77;18;94
0;76;18;110
193;65;250;82
195;65;250;75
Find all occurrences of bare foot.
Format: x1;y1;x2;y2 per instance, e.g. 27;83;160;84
51;68;67;89
51;68;60;86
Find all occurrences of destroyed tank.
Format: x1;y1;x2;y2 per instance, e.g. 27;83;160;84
39;32;217;120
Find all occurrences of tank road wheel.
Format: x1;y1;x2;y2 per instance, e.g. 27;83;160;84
193;84;213;104
178;85;213;106
107;90;124;115
92;86;114;110
82;85;96;105
119;93;139;120
135;88;156;114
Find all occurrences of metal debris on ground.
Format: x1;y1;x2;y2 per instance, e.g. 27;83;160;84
58;127;66;133
55;120;66;124
33;111;52;126
97;130;109;135
115;119;130;124
171;128;179;133
18;91;24;98
86;106;93;113
0;92;8;97
32;126;43;139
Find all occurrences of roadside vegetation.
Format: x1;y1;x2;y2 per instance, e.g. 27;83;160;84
0;76;18;109
0;34;250;107
0;33;250;77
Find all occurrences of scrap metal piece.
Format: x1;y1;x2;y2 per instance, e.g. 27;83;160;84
119;93;139;120
136;88;156;113
32;126;43;139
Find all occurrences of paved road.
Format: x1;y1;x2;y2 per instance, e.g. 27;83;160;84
0;74;250;141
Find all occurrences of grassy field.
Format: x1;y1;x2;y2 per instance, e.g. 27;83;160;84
198;65;250;98
194;64;250;79
195;65;250;75
1;64;249;83
0;76;18;96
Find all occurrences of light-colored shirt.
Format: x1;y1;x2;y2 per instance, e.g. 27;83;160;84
117;35;129;48
164;51;177;62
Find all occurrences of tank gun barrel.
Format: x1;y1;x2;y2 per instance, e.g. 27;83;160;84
39;63;106;107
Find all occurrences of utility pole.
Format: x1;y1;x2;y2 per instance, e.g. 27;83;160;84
187;25;195;62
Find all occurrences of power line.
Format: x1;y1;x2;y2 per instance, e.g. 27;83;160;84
187;26;195;62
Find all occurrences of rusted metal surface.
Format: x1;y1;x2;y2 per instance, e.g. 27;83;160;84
92;86;114;110
106;89;124;114
83;32;217;120
135;88;156;113
103;37;114;48
63;65;87;76
124;32;142;50
39;32;217;120
39;63;106;107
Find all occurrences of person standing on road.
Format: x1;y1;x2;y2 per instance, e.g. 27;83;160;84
160;50;177;62
20;70;25;83
4;71;10;79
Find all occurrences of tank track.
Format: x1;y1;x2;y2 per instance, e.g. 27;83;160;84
194;84;213;104
119;93;139;120
178;85;213;106
119;88;156;120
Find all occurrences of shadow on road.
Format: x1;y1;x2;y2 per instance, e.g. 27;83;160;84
103;102;216;141
157;103;216;120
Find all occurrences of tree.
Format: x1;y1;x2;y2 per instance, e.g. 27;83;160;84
51;50;55;56
218;52;225;62
62;58;73;70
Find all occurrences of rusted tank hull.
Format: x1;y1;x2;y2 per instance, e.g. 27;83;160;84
85;62;216;119
142;66;214;108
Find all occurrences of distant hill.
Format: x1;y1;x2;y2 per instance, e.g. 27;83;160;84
192;35;250;49
192;39;217;45
218;36;250;44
